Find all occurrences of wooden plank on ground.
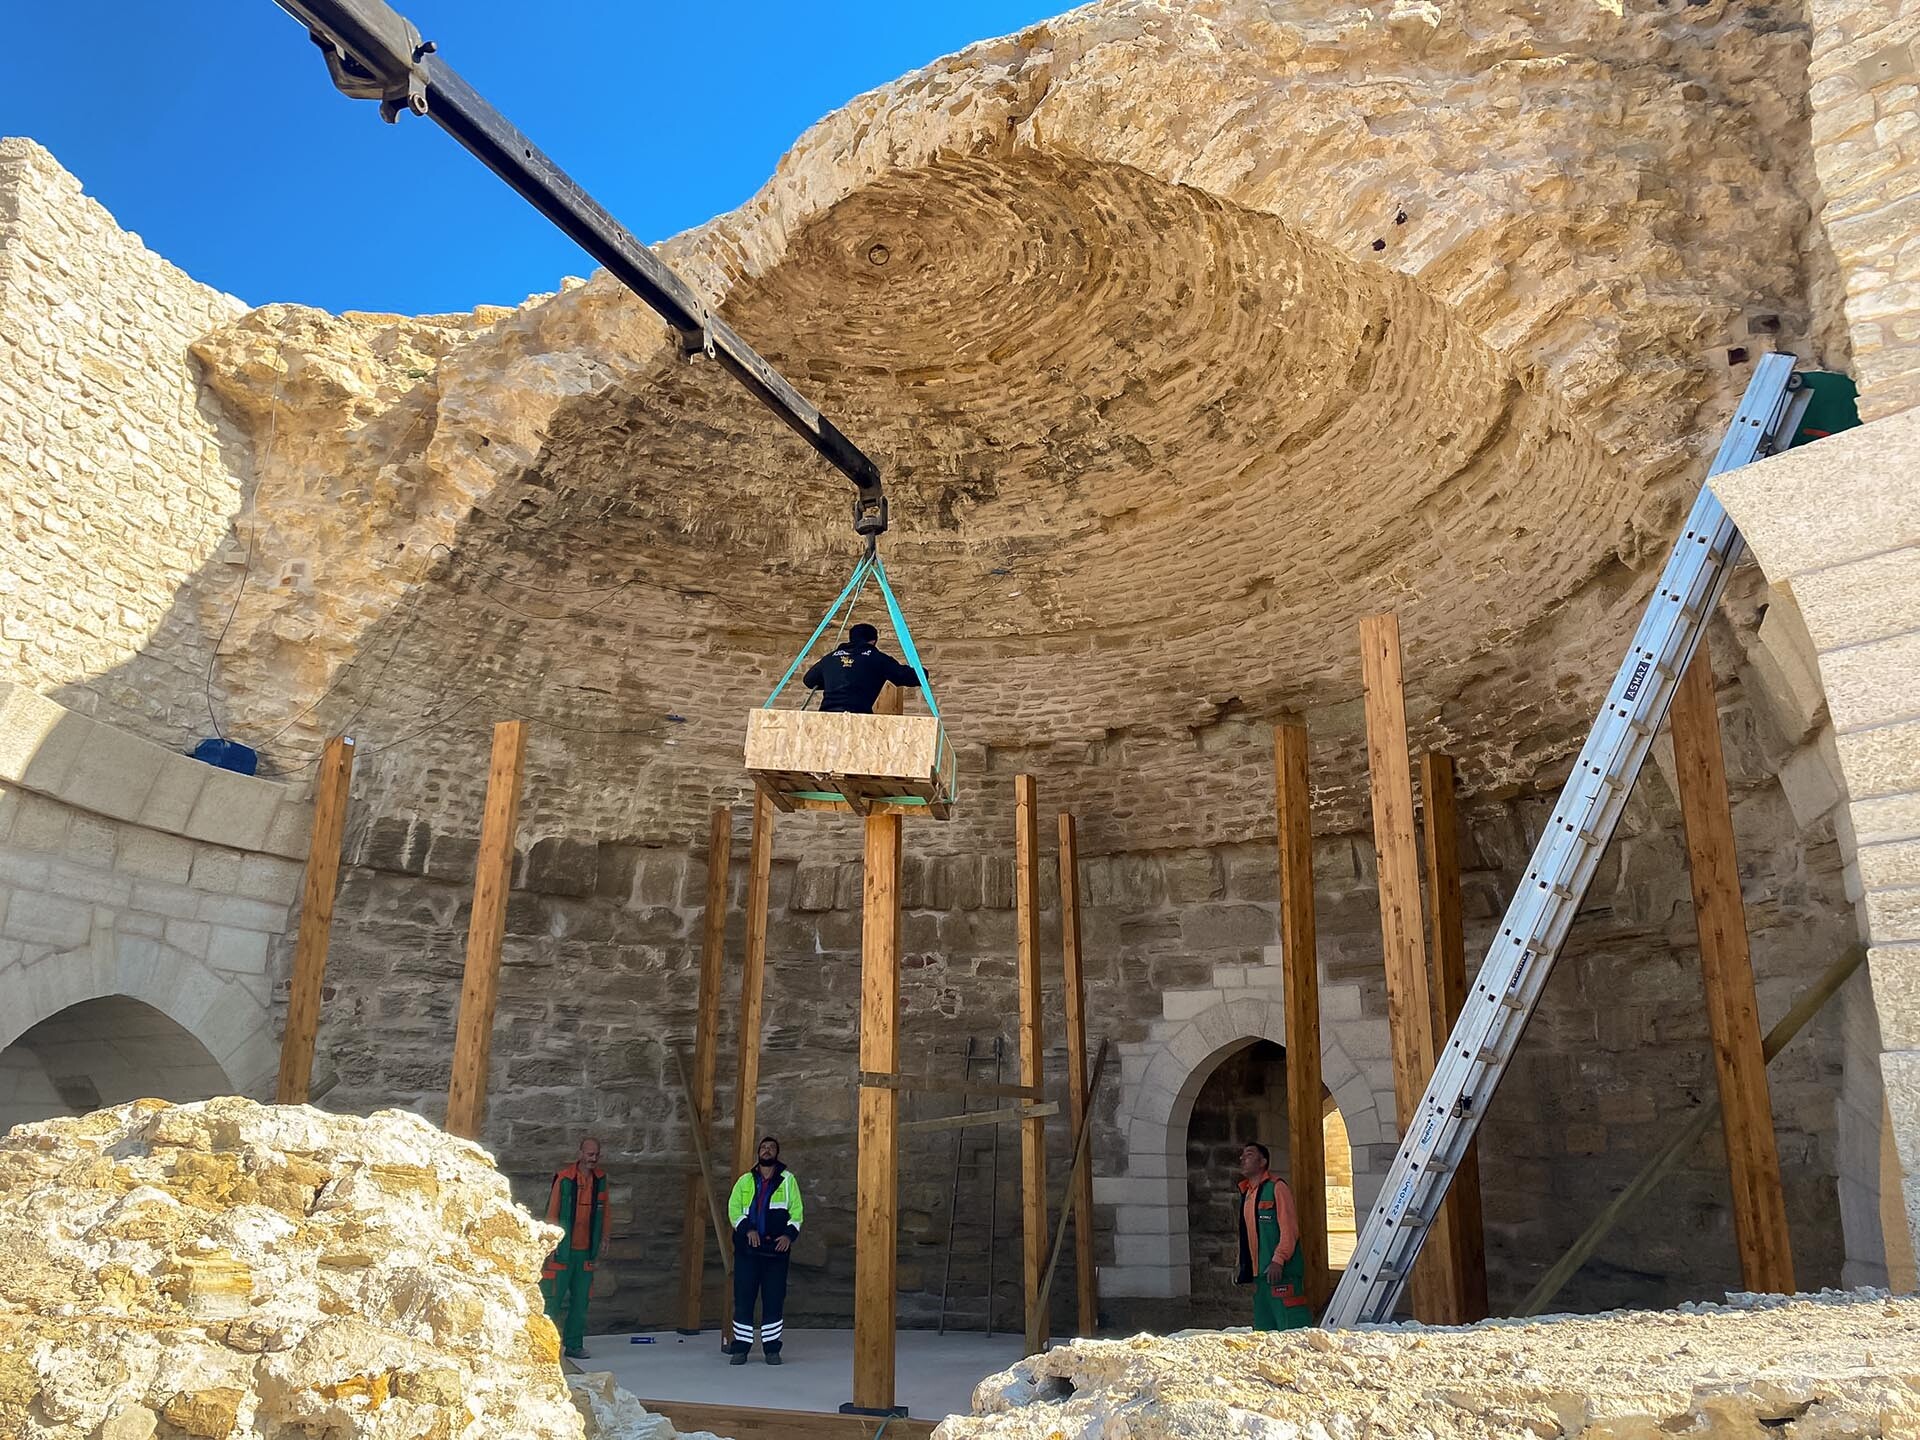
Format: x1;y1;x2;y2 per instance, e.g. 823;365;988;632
446;720;527;1140
1357;615;1461;1323
1014;774;1049;1354
634;1399;936;1440
1059;809;1098;1337
277;735;355;1104
678;806;733;1333
732;791;776;1177
1670;641;1795;1294
853;811;903;1413
1273;722;1330;1312
1419;750;1489;1323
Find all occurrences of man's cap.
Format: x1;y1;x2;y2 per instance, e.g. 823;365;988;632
848;623;878;647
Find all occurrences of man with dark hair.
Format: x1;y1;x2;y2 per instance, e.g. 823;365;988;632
542;1136;608;1359
1236;1141;1310;1330
727;1135;805;1363
801;622;923;714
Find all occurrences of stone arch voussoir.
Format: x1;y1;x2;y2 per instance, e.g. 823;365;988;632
1103;994;1384;1299
0;939;274;1100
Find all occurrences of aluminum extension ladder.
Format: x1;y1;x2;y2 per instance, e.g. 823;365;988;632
937;1036;1006;1335
1322;352;1814;1327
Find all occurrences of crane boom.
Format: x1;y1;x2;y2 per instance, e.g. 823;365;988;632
269;0;888;539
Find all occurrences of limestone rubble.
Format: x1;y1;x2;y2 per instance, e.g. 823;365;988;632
0;1097;712;1440
935;1296;1920;1438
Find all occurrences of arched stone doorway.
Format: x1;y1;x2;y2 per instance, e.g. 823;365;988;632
0;996;233;1132
1101;989;1391;1305
1183;1039;1357;1324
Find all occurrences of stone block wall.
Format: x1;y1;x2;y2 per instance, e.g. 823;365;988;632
1810;0;1920;420
0;682;308;1097
307;627;1856;1331
1717;408;1920;1283
0;137;249;748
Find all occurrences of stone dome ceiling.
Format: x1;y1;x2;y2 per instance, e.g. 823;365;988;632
187;0;1823;850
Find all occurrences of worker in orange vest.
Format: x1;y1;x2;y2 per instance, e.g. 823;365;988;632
542;1137;608;1358
1236;1141;1311;1330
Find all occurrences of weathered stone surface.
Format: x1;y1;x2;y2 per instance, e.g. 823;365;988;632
0;1097;704;1440
567;1372;727;1440
1;0;1907;1334
937;1294;1920;1438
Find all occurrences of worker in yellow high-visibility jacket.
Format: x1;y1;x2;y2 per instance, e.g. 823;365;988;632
726;1136;804;1364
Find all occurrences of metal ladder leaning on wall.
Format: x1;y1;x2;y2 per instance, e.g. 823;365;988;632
1322;352;1815;1328
938;1036;1007;1335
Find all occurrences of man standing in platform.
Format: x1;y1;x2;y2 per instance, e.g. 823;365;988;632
727;1135;805;1364
1236;1141;1311;1330
542;1137;608;1359
801;623;923;714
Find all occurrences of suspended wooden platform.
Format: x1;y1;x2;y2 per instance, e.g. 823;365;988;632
745;709;955;820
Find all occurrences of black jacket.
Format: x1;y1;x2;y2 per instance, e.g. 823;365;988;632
802;643;921;714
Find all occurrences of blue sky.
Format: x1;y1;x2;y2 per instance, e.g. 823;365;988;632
3;3;1062;313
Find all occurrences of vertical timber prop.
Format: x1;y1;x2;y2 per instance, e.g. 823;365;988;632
1058;810;1098;1337
679;807;734;1335
1273;722;1331;1312
1418;752;1490;1322
446;720;528;1141
849;812;905;1415
1015;775;1049;1354
732;791;777;1178
1670;641;1795;1293
277;735;355;1104
1357;616;1464;1323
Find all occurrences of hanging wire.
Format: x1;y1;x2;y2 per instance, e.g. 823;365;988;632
203;385;280;741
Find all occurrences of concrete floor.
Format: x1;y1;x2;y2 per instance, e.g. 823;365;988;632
576;1327;1028;1422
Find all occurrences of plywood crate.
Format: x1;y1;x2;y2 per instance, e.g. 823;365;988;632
744;709;954;819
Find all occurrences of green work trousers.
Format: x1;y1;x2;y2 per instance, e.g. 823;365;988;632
542;1250;593;1350
1253;1229;1312;1331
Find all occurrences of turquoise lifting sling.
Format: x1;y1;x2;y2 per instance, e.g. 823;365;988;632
762;550;951;808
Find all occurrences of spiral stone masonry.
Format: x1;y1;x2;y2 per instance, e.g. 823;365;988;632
4;0;1920;1348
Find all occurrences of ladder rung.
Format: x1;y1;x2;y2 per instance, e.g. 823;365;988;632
1319;357;1796;1333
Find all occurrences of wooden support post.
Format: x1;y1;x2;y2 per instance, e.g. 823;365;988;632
1418;751;1490;1322
1057;810;1097;1337
1273;723;1330;1312
732;791;776;1178
1015;775;1049;1354
1517;945;1863;1317
1670;642;1795;1294
277;735;355;1105
852;812;903;1413
446;720;528;1141
678;807;733;1333
1357;615;1462;1323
